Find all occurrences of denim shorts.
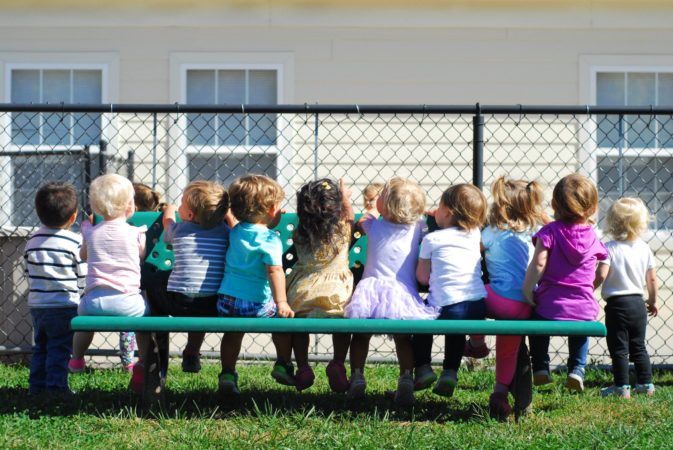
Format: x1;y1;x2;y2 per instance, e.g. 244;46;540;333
216;294;277;318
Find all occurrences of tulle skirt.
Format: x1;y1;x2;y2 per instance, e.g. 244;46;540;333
344;277;439;320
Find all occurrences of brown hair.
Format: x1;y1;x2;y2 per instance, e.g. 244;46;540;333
229;174;285;223
552;173;598;224
133;183;161;212
35;182;78;228
488;176;548;232
381;177;426;224
183;180;229;229
441;183;487;231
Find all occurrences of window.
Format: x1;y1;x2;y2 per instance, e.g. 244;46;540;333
1;64;109;227
592;69;673;229
184;68;278;183
11;69;102;146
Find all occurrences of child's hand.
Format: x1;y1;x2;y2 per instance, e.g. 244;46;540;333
339;178;352;201
646;300;658;317
425;208;437;217
276;301;295;318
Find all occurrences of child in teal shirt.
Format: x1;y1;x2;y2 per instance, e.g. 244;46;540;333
217;174;294;396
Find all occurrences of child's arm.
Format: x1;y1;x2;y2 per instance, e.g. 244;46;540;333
522;240;548;306
267;265;294;318
162;204;177;230
139;232;146;260
340;178;355;223
416;258;431;286
646;267;658;317
224;210;238;228
594;262;609;290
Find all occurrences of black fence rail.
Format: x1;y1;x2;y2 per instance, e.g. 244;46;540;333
1;103;671;368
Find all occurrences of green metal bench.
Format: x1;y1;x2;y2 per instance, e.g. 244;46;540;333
71;315;606;418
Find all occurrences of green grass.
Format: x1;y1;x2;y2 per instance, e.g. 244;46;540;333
0;362;672;449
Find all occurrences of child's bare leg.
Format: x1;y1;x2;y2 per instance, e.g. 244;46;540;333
349;333;372;371
292;333;310;368
393;334;414;374
185;332;206;355
72;331;94;360
332;333;351;363
221;332;245;373
272;333;293;364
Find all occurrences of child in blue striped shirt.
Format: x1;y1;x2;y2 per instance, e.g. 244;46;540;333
146;180;231;375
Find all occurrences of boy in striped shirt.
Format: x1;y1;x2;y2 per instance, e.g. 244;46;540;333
145;180;232;375
25;182;86;395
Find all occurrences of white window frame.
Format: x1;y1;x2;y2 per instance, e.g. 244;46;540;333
0;53;119;228
168;52;294;203
579;55;673;235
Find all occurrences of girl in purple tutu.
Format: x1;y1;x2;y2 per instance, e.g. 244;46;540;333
344;177;438;406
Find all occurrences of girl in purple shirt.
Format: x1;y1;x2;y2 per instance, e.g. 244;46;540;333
522;174;608;393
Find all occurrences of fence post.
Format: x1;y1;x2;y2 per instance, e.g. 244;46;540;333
98;139;108;176
83;145;92;214
313;112;319;181
152;112;158;189
472;103;484;189
127;150;135;182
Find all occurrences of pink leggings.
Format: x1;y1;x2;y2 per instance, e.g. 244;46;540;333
484;285;532;387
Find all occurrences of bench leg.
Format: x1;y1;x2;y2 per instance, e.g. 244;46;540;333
511;338;533;421
141;331;164;415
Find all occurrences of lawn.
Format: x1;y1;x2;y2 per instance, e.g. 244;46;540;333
0;361;671;449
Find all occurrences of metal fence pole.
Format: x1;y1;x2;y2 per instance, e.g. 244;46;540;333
127;150;135;182
152;112;158;189
313;112;319;181
98;139;108;176
472;103;484;189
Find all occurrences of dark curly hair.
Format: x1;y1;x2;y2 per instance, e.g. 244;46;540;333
294;178;348;259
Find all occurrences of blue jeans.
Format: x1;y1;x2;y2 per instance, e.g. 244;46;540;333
412;299;486;371
529;313;589;377
29;307;77;393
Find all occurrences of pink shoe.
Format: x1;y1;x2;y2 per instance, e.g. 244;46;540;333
129;363;144;395
68;358;86;373
124;363;135;374
464;340;490;359
326;360;349;393
295;365;315;392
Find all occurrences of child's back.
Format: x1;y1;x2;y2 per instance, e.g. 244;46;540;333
533;220;607;320
601;238;653;299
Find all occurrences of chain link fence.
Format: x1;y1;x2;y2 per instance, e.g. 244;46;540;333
0;104;671;368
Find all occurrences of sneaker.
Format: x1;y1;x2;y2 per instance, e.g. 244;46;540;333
600;385;631;399
634;383;655;396
432;369;458;397
565;372;584;393
533;370;553;386
326;360;349;393
181;352;201;373
271;361;295;386
295;365;315;392
489;392;513;420
218;371;240;396
413;364;437;391
394;372;415;407
128;363;145;395
464;340;490;359
68;358;86;374
348;369;366;400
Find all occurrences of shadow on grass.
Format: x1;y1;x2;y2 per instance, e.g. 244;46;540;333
0;386;487;423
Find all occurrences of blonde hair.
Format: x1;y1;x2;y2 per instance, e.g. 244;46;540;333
488;176;547;232
363;182;384;199
441;183;487;231
605;197;650;241
381;177;426;224
183;180;229;229
89;174;134;219
133;183;161;212
229;174;285;223
552;173;598;224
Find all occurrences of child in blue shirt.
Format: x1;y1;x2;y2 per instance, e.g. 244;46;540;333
217;174;294;396
25;182;86;396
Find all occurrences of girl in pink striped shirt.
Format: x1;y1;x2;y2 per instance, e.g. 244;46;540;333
69;174;149;393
